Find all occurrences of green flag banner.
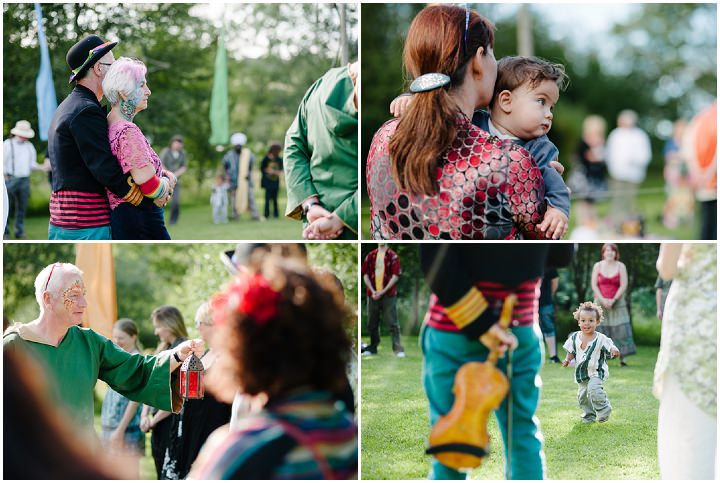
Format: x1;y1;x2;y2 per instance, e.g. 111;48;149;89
209;27;229;145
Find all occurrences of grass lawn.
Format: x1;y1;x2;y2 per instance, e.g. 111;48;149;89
13;187;303;241
361;340;660;480
360;174;699;240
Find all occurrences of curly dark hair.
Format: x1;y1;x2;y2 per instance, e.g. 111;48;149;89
214;256;351;400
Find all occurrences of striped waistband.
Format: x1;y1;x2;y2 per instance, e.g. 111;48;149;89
426;278;541;332
49;190;110;228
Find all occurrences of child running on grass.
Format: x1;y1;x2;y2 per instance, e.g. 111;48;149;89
563;301;620;423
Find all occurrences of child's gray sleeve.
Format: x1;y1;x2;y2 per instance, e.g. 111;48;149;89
524;137;570;218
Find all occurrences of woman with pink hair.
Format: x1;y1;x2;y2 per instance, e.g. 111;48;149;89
102;57;176;239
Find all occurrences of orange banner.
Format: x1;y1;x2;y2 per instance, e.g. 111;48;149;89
75;243;116;338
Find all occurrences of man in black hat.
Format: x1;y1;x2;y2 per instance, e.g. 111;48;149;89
47;35;166;240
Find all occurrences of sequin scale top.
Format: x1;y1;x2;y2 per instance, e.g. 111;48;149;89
366;117;548;240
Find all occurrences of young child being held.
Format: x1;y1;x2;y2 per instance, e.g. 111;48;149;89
562;301;620;423
391;56;571;239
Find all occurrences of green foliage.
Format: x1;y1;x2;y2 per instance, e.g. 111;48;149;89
3;3;357;190
361;343;661;479
3;243;359;352
3;243;75;324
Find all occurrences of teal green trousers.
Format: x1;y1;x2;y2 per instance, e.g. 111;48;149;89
421;324;546;480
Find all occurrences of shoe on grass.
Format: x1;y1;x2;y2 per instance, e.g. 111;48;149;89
395;351;406;358
549;355;561;363
361;350;376;357
598;416;610;423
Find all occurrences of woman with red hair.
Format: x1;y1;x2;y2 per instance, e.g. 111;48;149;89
591;243;636;365
366;4;548;240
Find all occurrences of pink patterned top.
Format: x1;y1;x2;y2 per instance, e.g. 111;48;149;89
367;116;548;240
106;120;163;210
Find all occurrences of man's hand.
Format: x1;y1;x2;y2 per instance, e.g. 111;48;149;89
656;308;663;321
175;338;205;361
549;160;565;175
306;203;333;223
303;213;344;240
390;94;413;118
538;206;568;240
372;290;384;301
140;417;152;433
479;323;518;356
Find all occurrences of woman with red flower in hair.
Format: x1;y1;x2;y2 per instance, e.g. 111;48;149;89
189;255;357;480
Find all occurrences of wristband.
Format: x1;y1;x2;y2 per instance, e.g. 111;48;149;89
173;351;182;363
139;176;170;199
122;178;144;206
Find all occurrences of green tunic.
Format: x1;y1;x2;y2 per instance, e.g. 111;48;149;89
3;324;181;431
284;65;358;238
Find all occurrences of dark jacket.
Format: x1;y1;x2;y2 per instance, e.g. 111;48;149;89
48;85;153;209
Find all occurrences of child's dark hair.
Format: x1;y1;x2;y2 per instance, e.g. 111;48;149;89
214;256;351;400
490;56;569;107
573;301;604;324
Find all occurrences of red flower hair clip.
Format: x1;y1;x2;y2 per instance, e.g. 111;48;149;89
213;273;280;326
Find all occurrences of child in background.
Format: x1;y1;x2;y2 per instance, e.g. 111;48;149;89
211;175;229;224
563;301;620;423
391;56;571;239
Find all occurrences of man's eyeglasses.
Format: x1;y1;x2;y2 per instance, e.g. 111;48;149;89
98;62;113;67
195;320;213;329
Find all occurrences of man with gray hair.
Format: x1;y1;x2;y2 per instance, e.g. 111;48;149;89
605;110;652;227
3;262;203;433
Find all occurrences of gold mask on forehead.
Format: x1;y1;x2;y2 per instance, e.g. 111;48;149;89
62;279;85;312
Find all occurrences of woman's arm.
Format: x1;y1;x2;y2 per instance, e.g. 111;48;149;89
657;243;682;280
111;401;140;446
150;409;171;429
614;263;628;300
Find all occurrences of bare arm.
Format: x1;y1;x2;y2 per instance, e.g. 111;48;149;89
615;263;628;299
113;401;139;437
150;409;171;428
551;277;559;296
657;243;682;281
363;274;375;293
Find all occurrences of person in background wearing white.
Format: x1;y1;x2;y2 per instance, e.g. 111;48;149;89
655;243;716;479
605;110;652;228
3;120;49;239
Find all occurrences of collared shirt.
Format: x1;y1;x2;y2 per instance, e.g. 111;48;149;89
361;248;401;297
3;138;39;177
563;331;618;382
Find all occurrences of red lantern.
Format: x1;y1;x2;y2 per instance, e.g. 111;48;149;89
179;352;205;399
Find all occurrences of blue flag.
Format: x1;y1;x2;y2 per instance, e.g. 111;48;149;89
35;3;57;141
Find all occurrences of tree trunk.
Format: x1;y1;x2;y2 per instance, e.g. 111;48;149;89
517;5;534;57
